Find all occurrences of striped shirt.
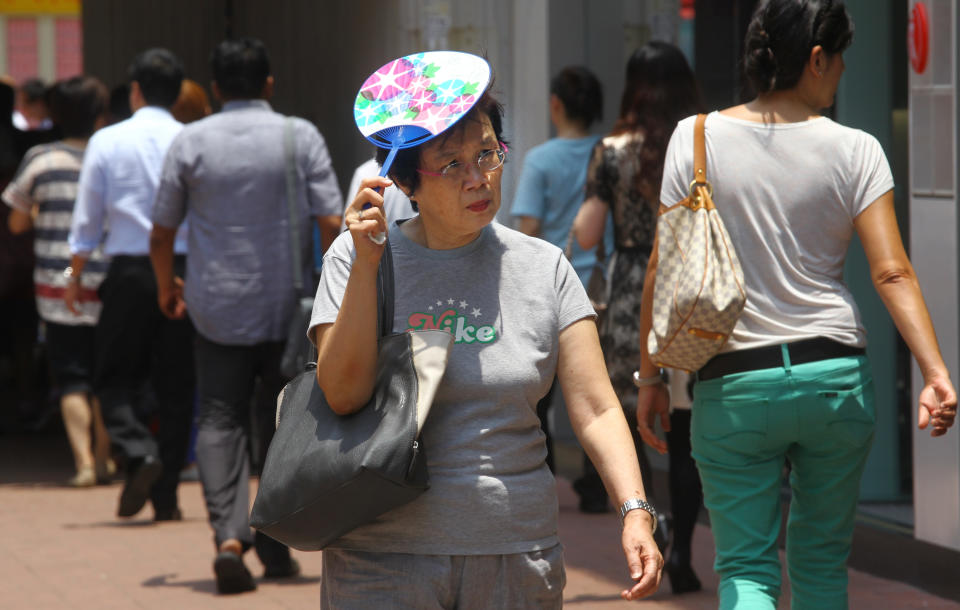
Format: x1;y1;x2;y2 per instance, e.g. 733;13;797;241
2;142;108;325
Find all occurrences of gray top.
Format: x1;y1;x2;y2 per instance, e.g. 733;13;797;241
153;100;343;345
310;221;595;555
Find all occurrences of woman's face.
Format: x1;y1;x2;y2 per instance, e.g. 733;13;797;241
410;113;502;249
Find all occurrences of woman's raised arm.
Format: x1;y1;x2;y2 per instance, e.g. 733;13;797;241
314;176;392;414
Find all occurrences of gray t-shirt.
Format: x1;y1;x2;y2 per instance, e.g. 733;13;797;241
310;221;594;555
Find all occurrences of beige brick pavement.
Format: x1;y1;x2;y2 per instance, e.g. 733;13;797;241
0;433;957;609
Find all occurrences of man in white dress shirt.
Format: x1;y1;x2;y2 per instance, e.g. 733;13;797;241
66;48;194;523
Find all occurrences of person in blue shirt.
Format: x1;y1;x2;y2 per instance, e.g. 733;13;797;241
65;48;194;524
511;66;605;476
512;66;606;287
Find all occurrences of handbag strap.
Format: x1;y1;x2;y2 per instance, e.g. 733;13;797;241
377;240;395;339
693;113;707;185
283;117;304;295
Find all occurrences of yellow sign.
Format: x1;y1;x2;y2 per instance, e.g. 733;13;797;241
0;0;80;15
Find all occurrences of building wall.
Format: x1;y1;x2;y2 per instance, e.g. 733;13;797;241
0;0;83;83
908;0;960;552
80;0;521;207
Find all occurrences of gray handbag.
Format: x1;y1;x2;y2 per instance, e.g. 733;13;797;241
250;242;453;551
279;117;318;380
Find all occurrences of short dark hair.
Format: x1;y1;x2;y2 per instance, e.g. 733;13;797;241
108;83;131;123
550;66;603;128
48;76;108;139
20;78;47;103
211;38;270;99
128;48;184;108
375;90;506;200
744;0;854;94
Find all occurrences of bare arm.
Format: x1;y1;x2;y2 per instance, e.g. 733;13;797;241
7;208;32;234
854;191;957;435
149;225;186;319
62;252;88;316
316;214;341;253
514;215;541;238
572;196;607;250
557;318;663;600
635;230;672;454
314;176;391;414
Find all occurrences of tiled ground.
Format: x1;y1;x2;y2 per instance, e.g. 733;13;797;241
0;430;957;609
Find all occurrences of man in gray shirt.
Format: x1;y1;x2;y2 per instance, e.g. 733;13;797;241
150;38;343;595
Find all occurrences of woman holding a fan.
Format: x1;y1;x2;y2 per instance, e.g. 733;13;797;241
309;85;662;606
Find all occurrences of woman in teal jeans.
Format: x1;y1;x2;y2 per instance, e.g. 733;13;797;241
636;1;957;608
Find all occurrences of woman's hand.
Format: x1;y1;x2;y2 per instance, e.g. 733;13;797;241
620;510;664;600
918;374;957;437
636;382;670;454
345;176;392;266
63;279;82;316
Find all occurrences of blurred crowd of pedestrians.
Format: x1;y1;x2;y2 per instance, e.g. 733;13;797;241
0;39;347;595
2;0;957;606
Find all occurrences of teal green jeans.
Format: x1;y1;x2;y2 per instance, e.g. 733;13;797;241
691;349;875;610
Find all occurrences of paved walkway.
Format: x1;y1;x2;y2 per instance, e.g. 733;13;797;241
0;430;957;609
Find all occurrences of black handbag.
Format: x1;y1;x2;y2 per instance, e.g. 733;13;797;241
250;242;453;551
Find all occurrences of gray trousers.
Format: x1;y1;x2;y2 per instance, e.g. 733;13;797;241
194;334;289;566
321;545;565;609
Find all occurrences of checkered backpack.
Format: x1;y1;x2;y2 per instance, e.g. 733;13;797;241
647;114;746;372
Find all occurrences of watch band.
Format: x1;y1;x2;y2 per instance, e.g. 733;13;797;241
619;497;658;532
62;266;80;282
633;369;664;387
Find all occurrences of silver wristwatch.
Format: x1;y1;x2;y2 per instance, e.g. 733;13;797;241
619;497;658;532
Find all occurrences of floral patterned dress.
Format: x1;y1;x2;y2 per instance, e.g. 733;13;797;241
584;132;658;410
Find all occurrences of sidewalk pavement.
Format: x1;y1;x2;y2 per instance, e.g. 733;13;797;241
0;430;957;609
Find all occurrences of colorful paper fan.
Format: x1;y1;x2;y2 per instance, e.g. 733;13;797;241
354;50;491;172
352;51;491;243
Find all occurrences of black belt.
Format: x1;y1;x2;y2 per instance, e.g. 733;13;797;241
697;338;865;381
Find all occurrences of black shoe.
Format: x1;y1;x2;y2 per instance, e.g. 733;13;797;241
263;557;301;579
117;455;162;518
153;507;183;522
213;551;256;594
664;557;702;594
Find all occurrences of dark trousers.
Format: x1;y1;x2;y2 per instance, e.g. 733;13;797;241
194;333;290;566
94;255;195;511
665;409;702;563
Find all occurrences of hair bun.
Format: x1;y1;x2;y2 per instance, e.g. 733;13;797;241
755;28;771;48
744;27;777;93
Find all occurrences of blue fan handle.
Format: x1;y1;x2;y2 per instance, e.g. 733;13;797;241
363;144;399;245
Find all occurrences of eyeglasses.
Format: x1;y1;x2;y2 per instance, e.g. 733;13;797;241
416;145;507;180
